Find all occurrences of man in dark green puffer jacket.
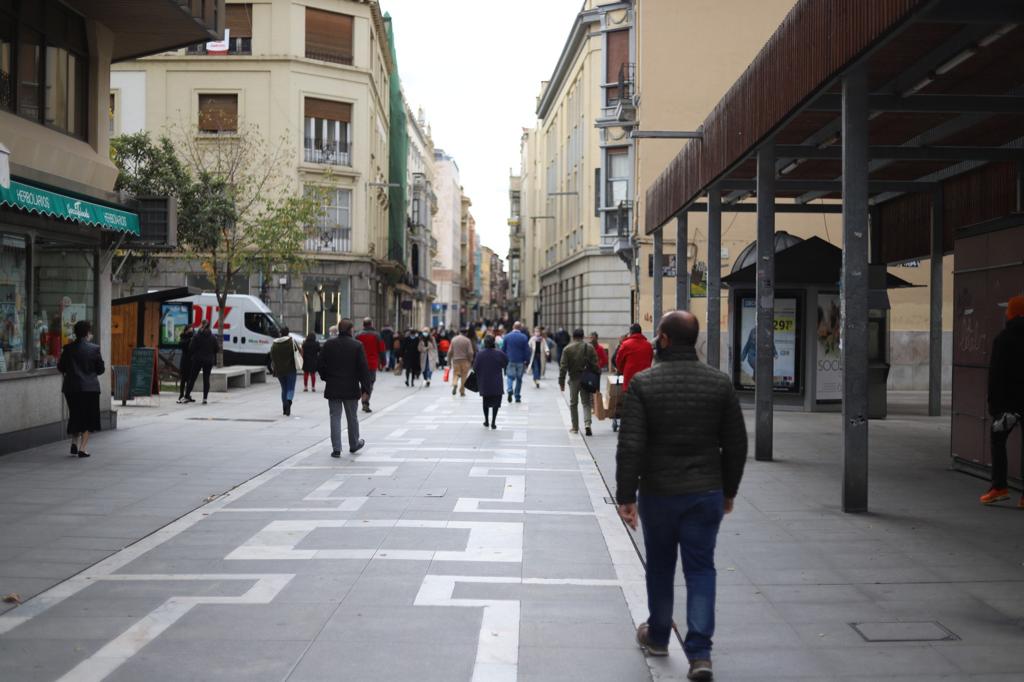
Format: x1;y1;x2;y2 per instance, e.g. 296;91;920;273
615;310;747;679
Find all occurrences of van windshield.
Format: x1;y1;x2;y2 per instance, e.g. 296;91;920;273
244;313;281;338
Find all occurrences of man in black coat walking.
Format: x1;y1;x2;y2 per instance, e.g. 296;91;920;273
615;311;747;680
980;295;1024;507
318;319;373;457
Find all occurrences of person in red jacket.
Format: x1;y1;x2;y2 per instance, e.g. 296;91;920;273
590;332;609;371
355;317;386;412
614;323;654;392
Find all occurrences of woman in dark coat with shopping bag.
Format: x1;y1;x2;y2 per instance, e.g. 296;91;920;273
472;334;508;429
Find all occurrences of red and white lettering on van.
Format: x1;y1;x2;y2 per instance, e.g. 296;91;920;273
191;305;233;329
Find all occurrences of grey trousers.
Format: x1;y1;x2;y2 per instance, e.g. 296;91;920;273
568;378;593;430
329;399;361;452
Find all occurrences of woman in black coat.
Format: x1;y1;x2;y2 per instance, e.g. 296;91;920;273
177;327;194;404
402;330;423;387
186;320;217;404
57;319;105;458
302;333;321;392
473;334;508;429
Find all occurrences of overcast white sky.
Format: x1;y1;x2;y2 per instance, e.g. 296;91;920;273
381;0;583;259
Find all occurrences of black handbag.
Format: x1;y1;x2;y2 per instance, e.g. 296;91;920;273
464;370;479;393
579;368;600;394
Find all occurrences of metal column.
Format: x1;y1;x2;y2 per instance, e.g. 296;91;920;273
928;189;944;417
841;67;870;513
653;228;664;329
676;213;690;311
755;140;776;462
707;188;722;370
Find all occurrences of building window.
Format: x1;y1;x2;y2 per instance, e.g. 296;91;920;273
304;98;351;166
108;91;118;135
187;3;253;55
305;8;354;65
0;234;27;373
198;93;238;133
0;21;12;111
4;1;88;137
34;238;95;369
606;29;630;105
306;187;352;253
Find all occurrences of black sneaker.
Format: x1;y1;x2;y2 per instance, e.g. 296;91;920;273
507;391;513;403
687;660;713;681
585;427;592;436
491;423;497;430
77;451;91;458
350;439;365;454
636;623;668;657
483;420;490;428
330;450;341;458
362;404;372;413
70;443;78;455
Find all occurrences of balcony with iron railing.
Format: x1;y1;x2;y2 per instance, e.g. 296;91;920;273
598;63;636;126
303;139;351;166
305;228;352;254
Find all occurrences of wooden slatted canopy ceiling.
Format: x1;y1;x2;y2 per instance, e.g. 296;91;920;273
644;0;1024;264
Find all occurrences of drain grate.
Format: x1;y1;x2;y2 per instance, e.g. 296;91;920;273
850;621;959;643
368;488;447;498
186;417;277;423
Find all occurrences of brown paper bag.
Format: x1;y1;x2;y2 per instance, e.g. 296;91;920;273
593;390;606;421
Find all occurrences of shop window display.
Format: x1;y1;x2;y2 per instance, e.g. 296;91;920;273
34;240;94;368
0;234;27;373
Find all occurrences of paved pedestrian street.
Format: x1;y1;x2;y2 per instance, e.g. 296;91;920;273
3;375;1024;681
0;374;655;682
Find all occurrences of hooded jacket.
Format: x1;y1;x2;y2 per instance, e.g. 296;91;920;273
269;336;299;376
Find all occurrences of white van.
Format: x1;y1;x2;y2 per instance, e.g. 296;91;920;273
170;293;284;365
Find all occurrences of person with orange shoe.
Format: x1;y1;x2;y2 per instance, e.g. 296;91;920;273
980;295;1024;506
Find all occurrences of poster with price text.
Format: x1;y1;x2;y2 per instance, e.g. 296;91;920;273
738;297;797;390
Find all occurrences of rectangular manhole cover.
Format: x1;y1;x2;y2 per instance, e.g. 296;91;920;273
850;621;959;642
368;488;447;498
186;417;276;423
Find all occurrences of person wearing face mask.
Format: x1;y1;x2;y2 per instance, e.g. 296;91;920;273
58;319;105;458
615;311;747;678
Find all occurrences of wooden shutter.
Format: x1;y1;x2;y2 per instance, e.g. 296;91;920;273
606;30;629;103
225;4;252;39
304;97;351;123
305;8;354;65
198;93;238;132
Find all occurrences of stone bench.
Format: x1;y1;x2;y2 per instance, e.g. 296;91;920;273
209;367;250;392
209;366;270;392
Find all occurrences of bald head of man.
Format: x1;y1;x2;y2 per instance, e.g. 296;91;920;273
657;310;700;349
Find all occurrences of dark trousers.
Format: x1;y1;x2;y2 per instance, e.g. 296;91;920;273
639;490;724;661
329;399;360;452
187;361;213;400
178;359;192;399
992;428;1012;489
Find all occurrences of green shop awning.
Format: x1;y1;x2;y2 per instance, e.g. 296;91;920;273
0;180;140;236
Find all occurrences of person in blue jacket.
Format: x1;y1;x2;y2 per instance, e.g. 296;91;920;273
503;321;531;403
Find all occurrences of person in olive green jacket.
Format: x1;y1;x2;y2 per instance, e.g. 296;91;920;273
559;328;600;435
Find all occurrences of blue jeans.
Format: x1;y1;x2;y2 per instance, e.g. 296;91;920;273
423;357;433;381
638;490;724;661
531;356;542;381
278;373;297;404
505;362;525;400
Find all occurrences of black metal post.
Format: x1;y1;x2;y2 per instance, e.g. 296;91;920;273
676;213;690;311
929;188;944;417
756;140;776;462
707;188;722;370
653;228;663;330
842;66;870;513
